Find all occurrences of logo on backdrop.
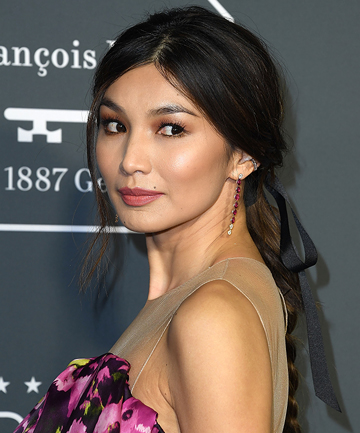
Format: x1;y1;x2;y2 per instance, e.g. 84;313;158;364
2;107;106;194
4;108;88;143
0;2;233;78
0;40;115;77
0;376;43;425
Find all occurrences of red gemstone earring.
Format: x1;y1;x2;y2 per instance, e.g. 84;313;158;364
228;174;243;235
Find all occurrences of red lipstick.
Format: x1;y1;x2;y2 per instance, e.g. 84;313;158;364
118;187;163;206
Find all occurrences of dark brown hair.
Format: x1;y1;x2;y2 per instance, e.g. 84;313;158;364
84;6;302;432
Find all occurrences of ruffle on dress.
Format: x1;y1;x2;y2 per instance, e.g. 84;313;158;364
13;353;164;433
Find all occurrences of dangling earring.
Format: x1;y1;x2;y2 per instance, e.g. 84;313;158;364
228;174;243;235
115;214;119;223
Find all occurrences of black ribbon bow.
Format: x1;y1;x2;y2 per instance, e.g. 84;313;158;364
264;174;341;412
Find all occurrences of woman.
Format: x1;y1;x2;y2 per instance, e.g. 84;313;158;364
15;6;339;433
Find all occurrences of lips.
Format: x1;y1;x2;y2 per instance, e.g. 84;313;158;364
118;187;164;206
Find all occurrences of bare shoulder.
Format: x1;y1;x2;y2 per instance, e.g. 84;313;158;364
169;279;264;338
166;280;273;433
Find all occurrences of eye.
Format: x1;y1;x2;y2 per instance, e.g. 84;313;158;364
158;122;186;137
101;118;126;134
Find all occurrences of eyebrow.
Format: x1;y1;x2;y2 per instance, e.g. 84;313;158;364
100;97;198;117
147;104;198;117
100;97;124;113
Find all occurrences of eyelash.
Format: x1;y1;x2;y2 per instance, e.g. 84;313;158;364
99;117;187;138
157;121;187;138
100;117;125;135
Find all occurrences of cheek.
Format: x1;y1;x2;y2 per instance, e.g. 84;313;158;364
167;153;200;179
163;142;228;201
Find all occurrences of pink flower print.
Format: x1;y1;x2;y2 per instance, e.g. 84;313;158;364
54;364;78;392
93;402;122;433
67;375;92;417
68;418;88;433
135;424;152;433
96;365;111;384
121;397;158;432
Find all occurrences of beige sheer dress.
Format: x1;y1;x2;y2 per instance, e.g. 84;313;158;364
111;257;288;432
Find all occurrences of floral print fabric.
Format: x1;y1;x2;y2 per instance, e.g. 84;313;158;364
14;353;164;433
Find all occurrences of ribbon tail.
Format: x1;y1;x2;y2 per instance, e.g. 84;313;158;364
299;271;341;412
264;175;341;412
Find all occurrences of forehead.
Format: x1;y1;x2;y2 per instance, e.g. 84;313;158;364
104;64;198;112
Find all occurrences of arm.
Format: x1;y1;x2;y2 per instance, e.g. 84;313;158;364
166;280;273;433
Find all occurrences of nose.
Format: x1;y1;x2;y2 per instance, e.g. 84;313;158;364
119;129;152;176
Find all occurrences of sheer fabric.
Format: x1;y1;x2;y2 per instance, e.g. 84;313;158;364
111;258;288;433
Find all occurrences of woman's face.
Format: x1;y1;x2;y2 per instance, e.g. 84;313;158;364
96;64;235;234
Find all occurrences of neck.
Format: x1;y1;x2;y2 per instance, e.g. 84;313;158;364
145;203;262;300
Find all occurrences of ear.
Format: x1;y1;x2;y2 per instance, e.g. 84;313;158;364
228;151;260;180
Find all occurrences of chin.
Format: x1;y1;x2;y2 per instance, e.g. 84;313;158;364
123;220;182;236
119;211;197;235
121;220;169;234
